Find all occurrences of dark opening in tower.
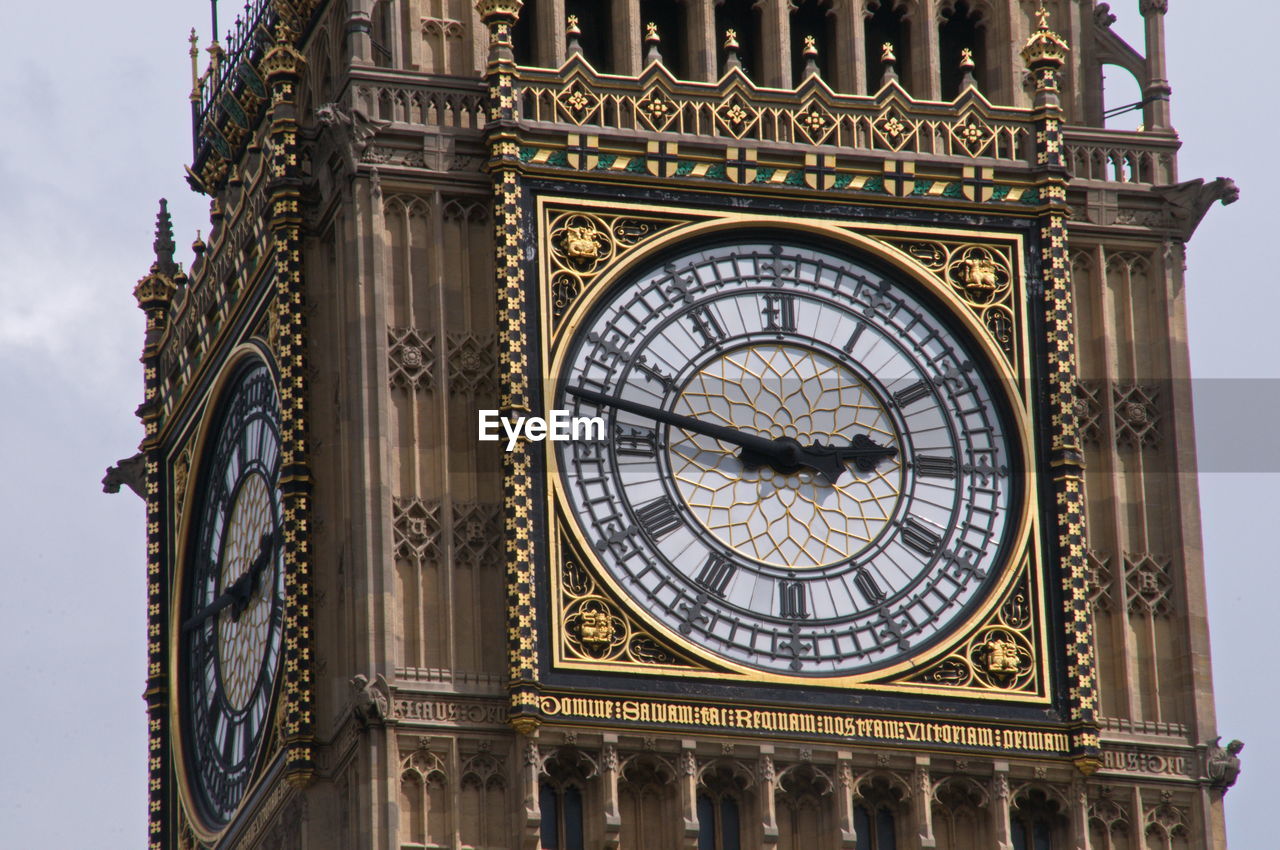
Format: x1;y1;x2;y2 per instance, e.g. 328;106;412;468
864;1;911;93
939;0;987;99
567;0;614;71
715;0;763;78
641;0;688;78
511;0;536;65
790;0;835;84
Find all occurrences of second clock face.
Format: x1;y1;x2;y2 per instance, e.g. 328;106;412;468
554;238;1021;676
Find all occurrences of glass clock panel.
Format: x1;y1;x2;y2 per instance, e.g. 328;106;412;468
554;239;1019;676
179;359;284;828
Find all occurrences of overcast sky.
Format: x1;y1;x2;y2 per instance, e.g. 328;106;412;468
0;1;1272;846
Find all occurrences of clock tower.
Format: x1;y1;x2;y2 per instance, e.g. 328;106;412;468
125;0;1241;847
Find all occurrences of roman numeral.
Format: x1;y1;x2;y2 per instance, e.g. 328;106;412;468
694;553;736;597
686;305;726;347
901;516;942;556
635;497;683;539
893;379;932;408
914;455;957;478
779;579;810;619
842;321;866;353
853;569;886;605
635;354;674;392
615;425;657;456
761;293;796;332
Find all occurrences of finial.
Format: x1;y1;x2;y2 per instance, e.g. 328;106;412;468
566;14;582;55
153;199;178;278
802;35;820;79
880;41;899;87
959;47;977;90
1021;2;1069;71
645;21;663;65
1021;2;1069;106
723;29;742;73
192;230;207;259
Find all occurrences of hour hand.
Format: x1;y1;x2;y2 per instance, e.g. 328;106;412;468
182;530;280;632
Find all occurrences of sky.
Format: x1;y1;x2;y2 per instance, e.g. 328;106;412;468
0;1;1273;846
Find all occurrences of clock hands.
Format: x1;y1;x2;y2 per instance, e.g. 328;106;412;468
183;529;281;633
565;386;896;483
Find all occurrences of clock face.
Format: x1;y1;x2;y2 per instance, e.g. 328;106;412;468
553;238;1021;677
179;359;284;828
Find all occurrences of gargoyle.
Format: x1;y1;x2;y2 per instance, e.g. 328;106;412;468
316;103;390;173
102;451;146;499
1154;176;1239;240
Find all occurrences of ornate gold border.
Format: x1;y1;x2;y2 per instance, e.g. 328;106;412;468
537;197;1049;701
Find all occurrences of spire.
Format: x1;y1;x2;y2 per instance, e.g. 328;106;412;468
880;42;899;87
566;14;582;56
959;47;977;91
722;29;742;74
153;199;178;278
645;22;663;66
802;35;820;80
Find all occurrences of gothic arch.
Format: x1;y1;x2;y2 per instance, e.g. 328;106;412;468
776;763;834;850
932;776;990;849
619;753;679;848
399;749;449;848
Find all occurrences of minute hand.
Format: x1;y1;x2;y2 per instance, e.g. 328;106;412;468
566;386;888;483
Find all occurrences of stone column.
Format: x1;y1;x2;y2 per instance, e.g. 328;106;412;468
601;739;621;849
991;762;1013;850
684;0;718;81
760;748;779;845
680;743;701;849
836;753;857;849
910;0;941;99
535;0;567;68
757;0;793;88
913;757;936;848
1139;0;1172;129
829;0;862;94
348;0;375;65
613;0;643;75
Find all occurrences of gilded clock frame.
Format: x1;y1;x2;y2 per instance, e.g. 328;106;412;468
167;341;287;842
536;195;1050;703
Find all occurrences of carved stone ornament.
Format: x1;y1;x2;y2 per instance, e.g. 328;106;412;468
351;673;391;725
389;327;435;391
880;237;1019;363
908;557;1040;694
446;333;497;397
102;451;147;499
315;102;391;172
1206;738;1243;790
559;550;700;670
1113;384;1160;447
546;208;686;330
1124;552;1174;617
393;497;442;566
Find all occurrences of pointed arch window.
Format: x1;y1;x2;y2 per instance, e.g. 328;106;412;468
864;1;911;93
697;762;750;850
371;0;394;67
853;775;905;850
790;0;834;83
939;0;987;98
567;0;614;70
539;748;595;850
640;0;688;78
715;0;763;77
1011;789;1065;850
